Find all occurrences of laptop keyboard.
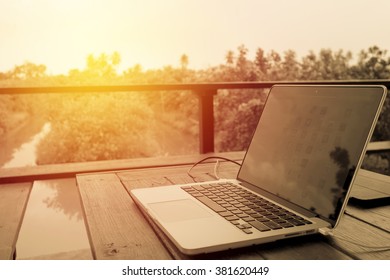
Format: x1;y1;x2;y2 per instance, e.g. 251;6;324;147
181;182;312;234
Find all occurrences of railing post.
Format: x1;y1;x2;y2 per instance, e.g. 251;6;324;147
195;90;217;154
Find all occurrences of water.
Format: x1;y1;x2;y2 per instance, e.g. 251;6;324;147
0;122;92;259
16;179;92;259
2;122;51;168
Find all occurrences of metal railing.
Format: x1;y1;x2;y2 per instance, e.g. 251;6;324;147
1;80;390;182
1;80;390;154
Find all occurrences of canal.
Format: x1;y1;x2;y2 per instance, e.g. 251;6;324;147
0;119;92;259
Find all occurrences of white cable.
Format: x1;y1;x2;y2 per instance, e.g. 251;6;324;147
320;228;390;250
214;160;221;180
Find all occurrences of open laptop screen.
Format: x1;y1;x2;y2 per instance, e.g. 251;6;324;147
238;85;385;224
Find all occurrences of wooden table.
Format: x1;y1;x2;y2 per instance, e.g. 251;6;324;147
76;152;390;260
1;152;389;260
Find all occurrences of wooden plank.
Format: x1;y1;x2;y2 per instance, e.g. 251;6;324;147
366;141;390;152
251;234;352;260
350;184;390;201
0;182;32;260
351;169;390;200
330;215;390;259
0;151;245;183
345;205;390;232
76;173;172;260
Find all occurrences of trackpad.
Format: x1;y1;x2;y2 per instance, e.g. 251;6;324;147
148;199;213;223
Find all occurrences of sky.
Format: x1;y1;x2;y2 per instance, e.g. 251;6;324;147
1;0;390;74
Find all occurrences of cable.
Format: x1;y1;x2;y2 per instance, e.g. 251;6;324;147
187;156;242;181
320;228;390;251
213;159;221;179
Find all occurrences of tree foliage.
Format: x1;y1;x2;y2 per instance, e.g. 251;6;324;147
36;92;160;164
0;46;389;172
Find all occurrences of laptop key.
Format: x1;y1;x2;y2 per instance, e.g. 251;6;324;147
196;196;226;212
225;215;240;221
230;201;241;205
286;219;305;226
220;203;232;207
250;213;262;218
281;223;294;228
187;183;310;230
248;221;271;232
241;223;252;229
242;217;256;222
295;216;312;224
273;219;289;225
244;210;258;215
219;211;233;217
263;221;283;230
237;213;249;218
267;215;280;220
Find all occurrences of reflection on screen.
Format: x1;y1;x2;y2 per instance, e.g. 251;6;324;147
238;86;384;222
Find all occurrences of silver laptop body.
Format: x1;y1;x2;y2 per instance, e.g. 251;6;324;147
131;84;387;255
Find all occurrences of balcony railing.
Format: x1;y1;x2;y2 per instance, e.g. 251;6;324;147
1;80;390;182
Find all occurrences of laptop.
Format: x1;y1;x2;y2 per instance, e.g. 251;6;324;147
131;84;387;255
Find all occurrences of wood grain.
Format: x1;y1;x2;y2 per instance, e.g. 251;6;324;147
331;215;390;259
346;205;390;232
0;151;245;183
351;169;390;200
251;234;352;260
0;182;32;260
78;157;389;260
76;173;172;260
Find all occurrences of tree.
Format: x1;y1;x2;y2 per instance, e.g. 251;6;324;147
85;52;121;80
1;47;389;173
317;49;352;79
232;44;258;81
300;51;319;80
66;52;123;84
0;71;9;80
254;48;268;78
266;50;282;80
281;50;300;80
300;49;352;80
123;64;145;83
236;45;248;71
10;62;47;80
180;54;189;69
225;50;235;65
350;46;390;79
36;92;161;164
